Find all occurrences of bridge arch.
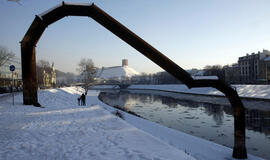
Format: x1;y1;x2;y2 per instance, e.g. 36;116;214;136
21;2;247;158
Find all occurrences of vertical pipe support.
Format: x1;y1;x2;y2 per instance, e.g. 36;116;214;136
21;16;46;107
21;44;39;106
228;91;247;158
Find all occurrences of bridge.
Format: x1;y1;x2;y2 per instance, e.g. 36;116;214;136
94;79;131;89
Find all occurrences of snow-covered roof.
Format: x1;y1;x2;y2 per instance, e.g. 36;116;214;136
97;66;140;80
193;70;205;76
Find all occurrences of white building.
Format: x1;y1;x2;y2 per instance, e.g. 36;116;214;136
96;59;140;82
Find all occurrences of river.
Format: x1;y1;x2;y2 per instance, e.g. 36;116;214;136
98;89;270;159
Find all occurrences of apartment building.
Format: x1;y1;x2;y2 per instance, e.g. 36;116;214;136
238;49;270;84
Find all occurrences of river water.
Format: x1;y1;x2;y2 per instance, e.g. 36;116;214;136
98;89;270;159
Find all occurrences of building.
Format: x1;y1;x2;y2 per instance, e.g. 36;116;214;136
37;63;56;88
0;57;22;88
0;57;57;89
238;49;270;84
96;59;140;83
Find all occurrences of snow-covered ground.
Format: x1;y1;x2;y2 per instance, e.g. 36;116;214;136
0;87;264;160
127;84;270;100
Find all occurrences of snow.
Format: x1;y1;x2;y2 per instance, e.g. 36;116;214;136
0;87;264;160
128;84;270;100
193;70;205;76
91;85;120;89
97;66;140;80
0;88;194;160
102;103;263;160
0;93;10;97
192;76;218;80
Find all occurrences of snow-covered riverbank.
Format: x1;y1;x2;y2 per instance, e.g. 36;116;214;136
128;84;270;100
93;84;270;100
0;87;264;160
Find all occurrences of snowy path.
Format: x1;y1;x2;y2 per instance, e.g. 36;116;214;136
0;87;195;160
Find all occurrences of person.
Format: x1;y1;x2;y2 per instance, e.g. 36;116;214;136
77;96;81;106
81;93;86;106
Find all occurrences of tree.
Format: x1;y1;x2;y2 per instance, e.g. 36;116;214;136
36;60;56;88
77;58;97;93
151;71;181;84
36;60;50;86
0;46;15;68
37;60;50;68
203;65;225;81
55;70;76;86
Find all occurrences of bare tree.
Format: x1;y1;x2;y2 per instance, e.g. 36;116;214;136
77;58;97;93
203;64;225;81
36;60;51;87
0;46;15;68
77;58;95;73
37;59;50;68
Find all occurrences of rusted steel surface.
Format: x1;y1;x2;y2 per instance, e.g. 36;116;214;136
21;16;47;106
21;45;38;105
21;2;247;158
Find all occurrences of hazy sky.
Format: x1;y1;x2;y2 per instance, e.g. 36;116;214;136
1;0;270;74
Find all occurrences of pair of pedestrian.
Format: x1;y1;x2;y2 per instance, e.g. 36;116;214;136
77;93;86;106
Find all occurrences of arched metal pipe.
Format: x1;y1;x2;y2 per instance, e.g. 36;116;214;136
21;2;247;158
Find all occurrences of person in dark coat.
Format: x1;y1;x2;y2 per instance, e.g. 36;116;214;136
81;93;86;106
77;97;81;106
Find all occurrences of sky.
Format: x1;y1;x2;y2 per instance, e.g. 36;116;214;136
1;0;270;74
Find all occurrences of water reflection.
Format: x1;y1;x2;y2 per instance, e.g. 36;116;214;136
100;91;228;125
99;90;270;135
98;89;270;159
246;110;270;135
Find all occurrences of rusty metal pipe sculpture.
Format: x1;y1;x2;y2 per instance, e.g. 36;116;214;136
21;2;247;158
